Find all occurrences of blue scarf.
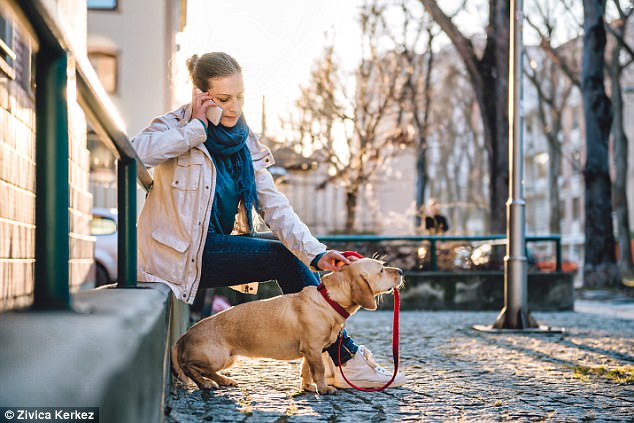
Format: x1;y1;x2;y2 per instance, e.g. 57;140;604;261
205;115;258;232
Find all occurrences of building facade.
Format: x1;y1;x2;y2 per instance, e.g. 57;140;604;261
86;0;186;209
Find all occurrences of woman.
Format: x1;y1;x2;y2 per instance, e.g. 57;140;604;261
132;52;404;389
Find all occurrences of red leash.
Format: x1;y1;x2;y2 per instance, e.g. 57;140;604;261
336;251;401;392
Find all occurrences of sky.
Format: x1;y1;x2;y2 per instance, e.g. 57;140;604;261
175;0;364;139
174;1;580;142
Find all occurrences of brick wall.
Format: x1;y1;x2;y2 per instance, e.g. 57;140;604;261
0;0;93;311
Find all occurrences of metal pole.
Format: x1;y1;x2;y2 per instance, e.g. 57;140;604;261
493;0;537;329
33;50;71;310
117;158;137;288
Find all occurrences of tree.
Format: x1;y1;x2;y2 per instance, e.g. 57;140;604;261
582;0;621;287
525;47;575;234
525;0;582;235
527;0;633;282
420;0;510;234
383;1;437;232
285;1;405;232
426;61;488;233
606;0;634;277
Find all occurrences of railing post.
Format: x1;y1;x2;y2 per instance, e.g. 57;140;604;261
555;237;562;272
117;158;137;288
430;239;437;271
33;49;70;310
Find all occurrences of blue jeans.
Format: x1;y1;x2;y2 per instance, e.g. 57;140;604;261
199;233;359;364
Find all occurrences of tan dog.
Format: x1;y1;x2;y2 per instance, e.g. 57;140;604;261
171;258;403;394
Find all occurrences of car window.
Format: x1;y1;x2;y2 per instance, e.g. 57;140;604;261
90;216;117;235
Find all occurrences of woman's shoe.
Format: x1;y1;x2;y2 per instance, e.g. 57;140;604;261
324;345;406;389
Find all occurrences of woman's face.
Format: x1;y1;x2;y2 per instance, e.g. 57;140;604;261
207;73;245;128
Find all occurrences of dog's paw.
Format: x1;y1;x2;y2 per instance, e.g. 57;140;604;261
183;382;198;391
317;385;337;395
198;380;220;390
217;376;238;387
302;383;318;393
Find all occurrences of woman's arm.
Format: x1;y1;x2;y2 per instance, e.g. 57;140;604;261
131;114;207;167
131;91;215;167
254;168;327;268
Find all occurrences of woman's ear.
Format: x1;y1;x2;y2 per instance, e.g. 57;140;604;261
351;272;377;310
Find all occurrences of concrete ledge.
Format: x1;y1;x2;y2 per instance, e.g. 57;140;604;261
379;271;574;311
0;283;189;423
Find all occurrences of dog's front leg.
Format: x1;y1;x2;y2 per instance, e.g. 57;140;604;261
301;358;317;392
303;349;336;395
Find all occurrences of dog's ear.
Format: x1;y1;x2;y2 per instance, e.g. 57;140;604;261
351;271;377;310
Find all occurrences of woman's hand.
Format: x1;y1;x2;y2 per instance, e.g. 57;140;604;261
191;87;217;123
317;250;359;272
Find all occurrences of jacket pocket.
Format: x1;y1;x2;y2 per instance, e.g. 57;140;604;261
149;229;191;283
171;163;201;190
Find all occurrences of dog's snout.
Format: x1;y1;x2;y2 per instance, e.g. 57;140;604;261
385;266;403;276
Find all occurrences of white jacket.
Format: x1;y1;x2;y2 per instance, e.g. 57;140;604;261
132;104;326;304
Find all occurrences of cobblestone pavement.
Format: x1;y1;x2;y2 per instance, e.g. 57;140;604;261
166;310;634;422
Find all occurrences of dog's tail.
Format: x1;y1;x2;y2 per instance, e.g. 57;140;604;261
171;340;189;384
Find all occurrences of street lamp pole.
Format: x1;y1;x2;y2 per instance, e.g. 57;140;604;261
492;0;537;329
474;0;562;333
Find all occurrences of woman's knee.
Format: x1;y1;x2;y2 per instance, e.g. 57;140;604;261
275;253;319;293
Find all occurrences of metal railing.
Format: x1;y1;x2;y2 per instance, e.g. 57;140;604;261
19;1;152;309
256;233;562;272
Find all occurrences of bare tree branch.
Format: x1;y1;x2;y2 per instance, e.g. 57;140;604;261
525;15;582;87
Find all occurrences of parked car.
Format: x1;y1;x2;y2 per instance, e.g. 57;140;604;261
90;208;118;286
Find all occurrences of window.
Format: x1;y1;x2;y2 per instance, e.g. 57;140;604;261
535;152;549;180
0;14;15;80
572;197;581;221
88;51;118;94
87;0;118;10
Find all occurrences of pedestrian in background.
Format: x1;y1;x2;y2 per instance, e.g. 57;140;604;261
425;198;449;235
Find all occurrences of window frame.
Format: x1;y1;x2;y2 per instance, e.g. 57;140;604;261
0;14;16;80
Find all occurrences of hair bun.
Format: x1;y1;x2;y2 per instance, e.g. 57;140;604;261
186;54;199;79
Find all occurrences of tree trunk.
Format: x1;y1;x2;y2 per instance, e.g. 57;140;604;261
581;0;621;287
415;147;427;232
489;0;510;235
345;188;358;233
547;136;562;234
415;42;434;232
609;18;634;278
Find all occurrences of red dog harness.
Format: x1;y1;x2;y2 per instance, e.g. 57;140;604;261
317;251;401;392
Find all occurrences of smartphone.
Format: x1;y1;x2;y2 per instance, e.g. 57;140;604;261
206;104;224;126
